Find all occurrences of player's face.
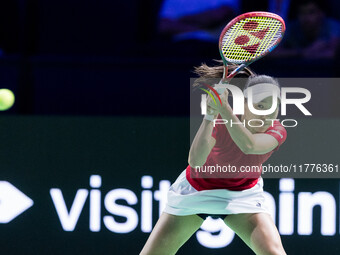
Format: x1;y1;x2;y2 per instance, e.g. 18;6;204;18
243;96;279;133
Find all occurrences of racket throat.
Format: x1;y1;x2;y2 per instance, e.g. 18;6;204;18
222;63;247;83
222;65;228;82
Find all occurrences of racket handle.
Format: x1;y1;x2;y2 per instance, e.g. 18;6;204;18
214;81;227;95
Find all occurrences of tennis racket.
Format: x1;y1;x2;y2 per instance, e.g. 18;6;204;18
218;11;285;83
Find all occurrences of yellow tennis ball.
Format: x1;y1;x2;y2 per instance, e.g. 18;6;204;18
0;89;15;111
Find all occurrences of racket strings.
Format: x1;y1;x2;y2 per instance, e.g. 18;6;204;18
221;16;283;63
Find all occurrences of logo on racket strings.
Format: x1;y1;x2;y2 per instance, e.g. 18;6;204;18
222;17;282;61
231;21;270;55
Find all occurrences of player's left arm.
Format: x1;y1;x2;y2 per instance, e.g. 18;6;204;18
209;90;285;155
222;118;281;155
244;133;279;154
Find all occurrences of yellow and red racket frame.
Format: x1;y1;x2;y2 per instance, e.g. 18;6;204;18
218;11;286;82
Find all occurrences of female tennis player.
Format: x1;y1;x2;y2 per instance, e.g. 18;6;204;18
140;64;287;255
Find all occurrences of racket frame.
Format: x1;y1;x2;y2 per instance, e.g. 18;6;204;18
218;11;286;83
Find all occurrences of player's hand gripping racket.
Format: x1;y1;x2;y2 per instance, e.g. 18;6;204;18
218;11;285;84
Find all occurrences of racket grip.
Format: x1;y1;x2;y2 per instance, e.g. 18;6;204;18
214;81;226;95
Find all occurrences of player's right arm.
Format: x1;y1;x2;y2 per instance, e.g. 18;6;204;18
188;119;216;168
188;96;218;168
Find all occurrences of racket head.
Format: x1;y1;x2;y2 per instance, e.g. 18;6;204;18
219;11;285;67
